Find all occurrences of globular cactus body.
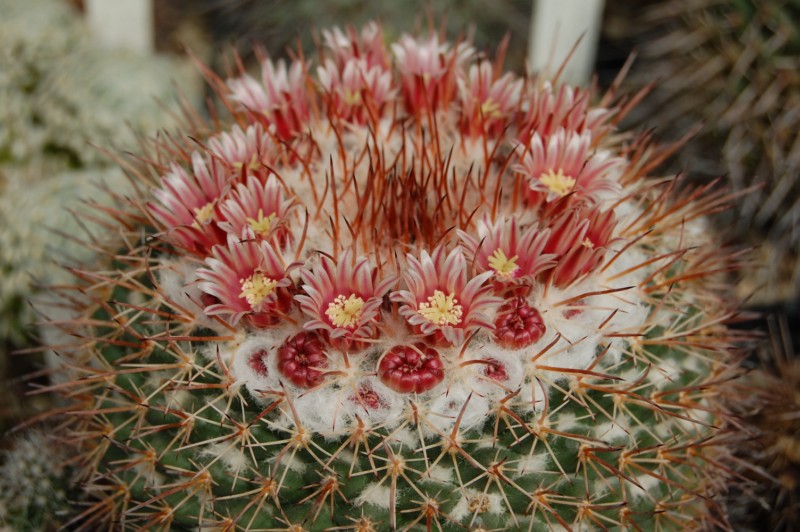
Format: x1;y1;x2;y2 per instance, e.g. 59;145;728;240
48;24;744;530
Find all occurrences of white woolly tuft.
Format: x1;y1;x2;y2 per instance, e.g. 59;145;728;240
273;452;307;474
292;384;356;438
157;259;217;330
388;426;418;450
354;377;407;430
630;473;663;500
450;489;505;522
200;443;247;474
134;461;164;490
163;389;192;410
230;329;292;401
457;342;526;400
553;411;580;431
592;421;630;444
424;384;490;436
422;464;454;484
514;453;550;476
354;482;392;510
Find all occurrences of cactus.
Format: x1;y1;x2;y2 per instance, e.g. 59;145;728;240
608;0;800;303
0;0;200;347
44;25;747;530
0;429;70;530
723;317;800;531
0;0;196;168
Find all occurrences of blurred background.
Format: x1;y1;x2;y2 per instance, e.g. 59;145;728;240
1;0;798;528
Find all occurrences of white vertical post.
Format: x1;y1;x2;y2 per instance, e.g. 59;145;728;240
528;0;606;86
84;0;154;54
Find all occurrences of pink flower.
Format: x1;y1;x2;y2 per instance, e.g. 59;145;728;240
317;57;395;123
542;204;617;287
322;22;389;71
227;59;310;140
295;252;397;349
391;247;501;346
517;82;613;141
392;33;473;115
458;216;556;285
458;60;522;136
517;128;624;207
148;152;230;254
207;124;275;170
217;175;296;244
196;236;296;326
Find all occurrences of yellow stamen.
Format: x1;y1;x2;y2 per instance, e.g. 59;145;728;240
193;202;215;225
246;209;277;237
480;98;502;119
538;168;576;197
239;272;278;308
487;248;519;279
325;293;365;328
343;88;362;106
582;237;595;249
418;290;463;326
233;153;261;170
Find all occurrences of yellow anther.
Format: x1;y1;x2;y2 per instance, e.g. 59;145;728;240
487;248;519;278
239;272;278;308
538;168;576;197
418;290;463;326
325;294;365;328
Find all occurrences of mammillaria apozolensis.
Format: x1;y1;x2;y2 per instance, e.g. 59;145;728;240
45;23;746;530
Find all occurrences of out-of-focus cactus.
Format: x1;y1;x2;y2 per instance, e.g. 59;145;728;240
0;429;69;530
0;166;129;346
0;0;198;347
608;0;800;303
724;317;800;531
43;24;748;530
0;0;194;167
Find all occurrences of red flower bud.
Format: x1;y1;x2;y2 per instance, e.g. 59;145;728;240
378;344;444;394
277;332;328;388
494;296;546;349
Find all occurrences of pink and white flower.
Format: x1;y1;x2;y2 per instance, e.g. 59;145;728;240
517;82;614;141
227;59;310;140
295;252;397;349
517;128;624;207
148;152;230;254
196;236;296;326
317;57;395;123
542;205;617;287
392;33;473;114
458;60;522;136
322;22;389;71
458;216;556;285
391;246;501;346
207;124;276;171
218;175;295;244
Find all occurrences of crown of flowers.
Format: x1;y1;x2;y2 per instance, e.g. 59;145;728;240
143;23;717;437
